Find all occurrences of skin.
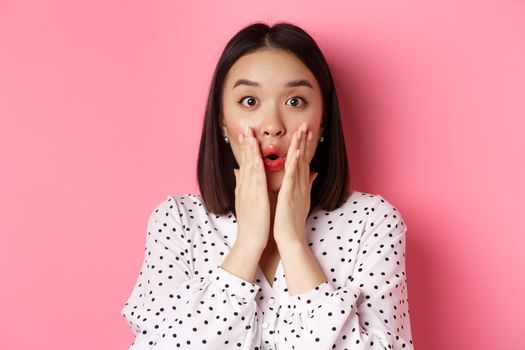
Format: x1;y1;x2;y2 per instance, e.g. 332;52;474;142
221;49;326;295
220;48;328;293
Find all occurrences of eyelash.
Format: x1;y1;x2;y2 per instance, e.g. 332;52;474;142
237;96;308;108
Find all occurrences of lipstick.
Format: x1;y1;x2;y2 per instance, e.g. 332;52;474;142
262;146;286;172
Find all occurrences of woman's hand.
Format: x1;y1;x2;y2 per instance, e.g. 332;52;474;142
273;122;318;246
233;126;271;252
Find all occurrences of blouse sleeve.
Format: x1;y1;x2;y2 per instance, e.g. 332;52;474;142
121;196;262;349
277;194;414;349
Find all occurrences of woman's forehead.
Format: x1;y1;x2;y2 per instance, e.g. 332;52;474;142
225;50;317;90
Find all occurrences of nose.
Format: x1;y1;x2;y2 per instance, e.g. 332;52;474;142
263;128;284;137
261;112;285;139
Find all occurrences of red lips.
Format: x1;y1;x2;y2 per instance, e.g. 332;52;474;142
262;145;286;172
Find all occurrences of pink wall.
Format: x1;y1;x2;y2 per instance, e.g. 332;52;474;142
1;1;524;349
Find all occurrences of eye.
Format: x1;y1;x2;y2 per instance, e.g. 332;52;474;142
286;96;307;107
238;96;258;107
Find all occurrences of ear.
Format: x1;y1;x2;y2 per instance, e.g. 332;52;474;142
222;125;228;138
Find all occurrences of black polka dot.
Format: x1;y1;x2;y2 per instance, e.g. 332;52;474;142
121;191;413;348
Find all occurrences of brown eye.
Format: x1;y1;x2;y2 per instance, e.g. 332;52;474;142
239;96;258;107
286;96;307;107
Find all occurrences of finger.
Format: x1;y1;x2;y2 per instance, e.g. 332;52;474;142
288;148;300;182
245;129;268;196
252;130;265;173
239;126;252;188
245;127;261;185
248;128;267;189
249;126;262;170
242;127;255;184
238;132;245;173
285;130;300;183
305;128;314;187
306;129;313;161
299;123;308;188
236;133;243;191
285;128;299;171
248;127;259;171
292;123;306;190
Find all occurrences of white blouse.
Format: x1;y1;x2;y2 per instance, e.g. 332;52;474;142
121;189;414;349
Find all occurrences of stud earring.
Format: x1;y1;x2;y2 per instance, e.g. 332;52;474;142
319;136;324;143
224;136;229;144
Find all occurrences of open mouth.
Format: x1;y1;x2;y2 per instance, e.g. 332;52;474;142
261;145;285;172
263;153;285;172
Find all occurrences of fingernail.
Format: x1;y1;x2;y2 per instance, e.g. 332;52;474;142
307;131;313;141
302;123;308;132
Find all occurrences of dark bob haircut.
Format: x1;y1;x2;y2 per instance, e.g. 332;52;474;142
197;21;351;216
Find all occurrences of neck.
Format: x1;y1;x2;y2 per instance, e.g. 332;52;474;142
269;191;279;222
267;191;279;251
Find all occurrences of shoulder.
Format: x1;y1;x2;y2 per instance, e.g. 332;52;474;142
343;189;405;216
312;189;383;216
148;193;213;231
314;189;406;228
351;190;408;235
337;190;408;245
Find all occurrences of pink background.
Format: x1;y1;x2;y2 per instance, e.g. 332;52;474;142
1;1;524;349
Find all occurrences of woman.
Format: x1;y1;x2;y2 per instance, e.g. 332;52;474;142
122;21;414;349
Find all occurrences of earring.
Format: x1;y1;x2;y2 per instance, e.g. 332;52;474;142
224;136;229;144
319;136;324;143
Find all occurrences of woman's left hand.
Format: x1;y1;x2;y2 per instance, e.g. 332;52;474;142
273;122;318;246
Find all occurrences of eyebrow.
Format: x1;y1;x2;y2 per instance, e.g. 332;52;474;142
232;78;313;89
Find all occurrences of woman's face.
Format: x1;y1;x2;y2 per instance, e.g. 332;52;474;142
221;48;324;193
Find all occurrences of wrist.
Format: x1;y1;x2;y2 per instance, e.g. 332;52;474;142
277;238;326;296
233;238;266;255
222;241;263;284
275;229;307;247
276;236;307;252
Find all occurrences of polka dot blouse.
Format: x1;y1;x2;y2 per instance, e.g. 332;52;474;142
121;189;414;349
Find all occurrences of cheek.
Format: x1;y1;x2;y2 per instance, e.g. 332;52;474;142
224;125;246;166
227;124;244;139
222;113;243;143
223;109;250;139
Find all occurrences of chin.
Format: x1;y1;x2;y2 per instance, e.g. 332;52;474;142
267;184;281;193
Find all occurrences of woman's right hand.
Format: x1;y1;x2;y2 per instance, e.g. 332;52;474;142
233;126;271;253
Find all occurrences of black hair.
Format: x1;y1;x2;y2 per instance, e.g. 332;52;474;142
197;21;351;215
